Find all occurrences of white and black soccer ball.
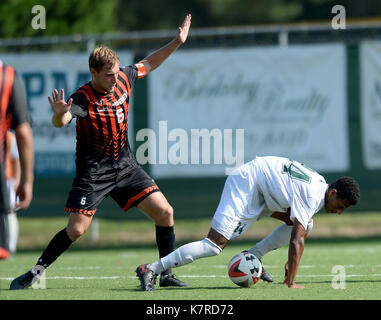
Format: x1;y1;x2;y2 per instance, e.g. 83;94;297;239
228;251;263;287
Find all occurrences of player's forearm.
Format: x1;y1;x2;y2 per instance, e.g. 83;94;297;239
14;123;34;185
287;236;304;287
141;38;182;73
52;111;72;128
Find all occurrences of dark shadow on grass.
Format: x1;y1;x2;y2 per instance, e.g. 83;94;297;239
15;235;381;254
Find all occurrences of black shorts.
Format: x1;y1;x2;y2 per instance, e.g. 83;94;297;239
64;166;160;216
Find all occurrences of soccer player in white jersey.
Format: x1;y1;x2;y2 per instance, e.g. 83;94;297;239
136;156;360;290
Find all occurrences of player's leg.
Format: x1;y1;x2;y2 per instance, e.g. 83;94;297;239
248;218;314;259
7;183;18;255
134;192;229;291
111;167;188;287
247;219;314;282
0;213;10;259
9;186;100;290
149;228;226;274
135;210;249;291
36;212;93;268
137;191;175;256
7;211;18;254
136;191;192;287
9;212;93;290
136;228;224;291
135;167;252;291
248;223;293;260
0;170;11;259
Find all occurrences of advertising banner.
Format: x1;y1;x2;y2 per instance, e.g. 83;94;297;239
360;41;381;169
146;44;348;178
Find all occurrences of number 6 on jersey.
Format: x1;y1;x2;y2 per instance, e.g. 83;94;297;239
116;108;124;124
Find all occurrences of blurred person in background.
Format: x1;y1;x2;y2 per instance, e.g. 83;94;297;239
0;60;34;260
5;131;21;255
10;14;192;289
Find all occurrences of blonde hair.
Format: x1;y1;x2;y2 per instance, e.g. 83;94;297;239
89;46;120;72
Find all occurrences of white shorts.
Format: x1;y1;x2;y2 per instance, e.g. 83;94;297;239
210;160;271;240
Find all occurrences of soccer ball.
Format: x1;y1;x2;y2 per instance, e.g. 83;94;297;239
228;251;262;287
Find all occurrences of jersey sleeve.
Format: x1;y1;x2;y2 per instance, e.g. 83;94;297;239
8;72;32;129
69;92;88;118
134;62;148;79
120;64;147;87
289;197;315;230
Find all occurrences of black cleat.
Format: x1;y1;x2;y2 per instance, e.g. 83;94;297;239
159;273;190;287
260;266;274;283
135;264;157;291
242;250;274;283
9;271;35;290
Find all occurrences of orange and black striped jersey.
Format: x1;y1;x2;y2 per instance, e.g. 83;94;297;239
0;60;30;213
69;64;147;181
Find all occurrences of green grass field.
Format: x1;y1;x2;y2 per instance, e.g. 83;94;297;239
1;213;381;301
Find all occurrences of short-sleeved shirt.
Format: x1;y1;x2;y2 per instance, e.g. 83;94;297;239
212;156;327;239
254;156;327;229
0;61;31;213
68;64;146;185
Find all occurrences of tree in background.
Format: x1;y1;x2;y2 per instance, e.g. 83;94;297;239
0;0;380;39
0;0;118;38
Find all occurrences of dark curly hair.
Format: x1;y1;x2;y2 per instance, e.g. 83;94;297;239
328;176;360;205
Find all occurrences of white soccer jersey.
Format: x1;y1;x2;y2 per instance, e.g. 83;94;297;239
253;156;327;229
212;156;327;239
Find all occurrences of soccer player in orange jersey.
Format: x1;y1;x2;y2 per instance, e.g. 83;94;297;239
0;61;33;260
10;14;191;289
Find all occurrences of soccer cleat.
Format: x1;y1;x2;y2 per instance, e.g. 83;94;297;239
159;272;190;287
260;266;274;283
0;247;11;260
9;271;35;290
135;264;157;291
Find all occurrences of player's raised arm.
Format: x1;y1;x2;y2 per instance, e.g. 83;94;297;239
285;219;306;288
48;88;73;128
136;14;191;75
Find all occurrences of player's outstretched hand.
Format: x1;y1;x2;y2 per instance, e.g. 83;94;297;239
48;88;73;115
177;14;191;44
283;261;305;288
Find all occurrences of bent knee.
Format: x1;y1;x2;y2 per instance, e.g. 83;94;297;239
66;224;88;241
154;204;174;225
203;238;223;256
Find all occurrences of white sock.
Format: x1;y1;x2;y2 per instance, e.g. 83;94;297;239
149;238;222;274
248;224;293;260
7;212;18;254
